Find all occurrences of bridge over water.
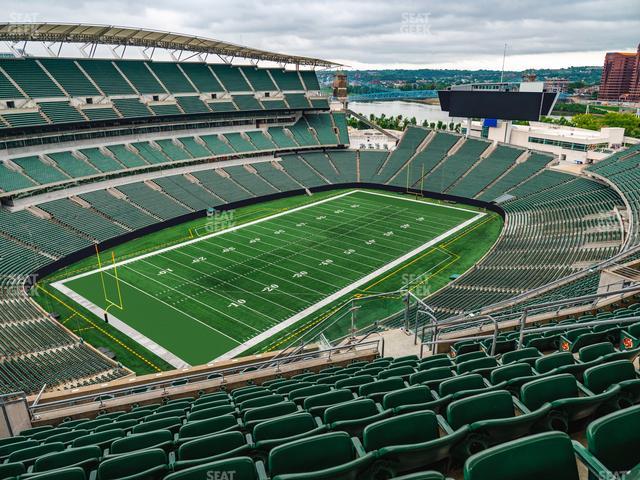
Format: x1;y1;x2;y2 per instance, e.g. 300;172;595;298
347;90;438;102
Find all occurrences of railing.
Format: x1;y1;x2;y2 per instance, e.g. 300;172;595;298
426;282;640;344
28;339;382;418
420;312;640;359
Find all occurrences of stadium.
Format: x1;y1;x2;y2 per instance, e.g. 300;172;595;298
0;18;638;480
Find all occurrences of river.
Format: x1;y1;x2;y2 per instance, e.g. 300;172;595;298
349;100;464;125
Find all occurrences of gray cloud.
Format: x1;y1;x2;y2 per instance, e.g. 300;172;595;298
3;0;639;68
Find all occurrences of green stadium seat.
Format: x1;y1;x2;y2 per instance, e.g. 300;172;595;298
243;401;299;430
576;404;640;476
187;404;235;421
583;359;640;408
519;373;620;432
177;414;240;443
132;417;182;435
164;456;266;480
363;411;468;476
488;363;541;393
463;432;580;480
410;367;455;389
0;462;25;479
378;365;416;381
456;357;499;376
438;374;501;400
446;390;550;458
418;357;454;370
7;442;64;468
500;347;542;365
303;389;355;416
108;429;173;455
72;429;125;451
96;448;168;480
23;467;87;480
287;384;332;405
323;398;389;438
252;412;326;455
268;431;374;480
358;377;406;402
174;431;251;470
32;445;101;474
382;385;451;415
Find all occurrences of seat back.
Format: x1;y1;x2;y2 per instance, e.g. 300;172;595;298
456;357;498;374
163;456;257;480
583;359;636;394
463;431;579;480
324;398;378;424
25;466;87;479
303;389;353;410
109;429;173;455
363;411;439;451
187;404;235;422
358;377;404;397
587;404;640;472
378;365;415;380
8;442;65;463
268;431;354;476
409;367;453;386
177;414;237;441
33;445;101;471
288;384;331;402
253;412;317;441
534;352;574;374
454;350;486;364
335;375;374;390
382;385;434;410
178;431;245;460
97;448;167;479
490;363;533;384
446;390;515;430
439;374;485;397
243;401;297;423
501;348;541;365
578;342;615;363
520;374;578;411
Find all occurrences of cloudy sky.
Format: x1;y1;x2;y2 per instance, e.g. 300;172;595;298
3;0;639;70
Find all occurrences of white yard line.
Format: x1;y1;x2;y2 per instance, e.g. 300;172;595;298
215;210;486;360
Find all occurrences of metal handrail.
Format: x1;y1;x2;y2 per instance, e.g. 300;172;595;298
430;282;640;336
29;339;382;416
420;314;640;355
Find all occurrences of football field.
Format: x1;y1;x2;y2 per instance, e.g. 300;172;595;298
53;190;484;366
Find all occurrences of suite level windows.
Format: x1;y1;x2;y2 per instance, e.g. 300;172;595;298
86;98;93;104
152;95;160;101
265;92;271;98
210;93;217;99
5;100;15;109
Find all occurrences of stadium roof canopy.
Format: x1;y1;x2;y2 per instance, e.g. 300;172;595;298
0;22;340;67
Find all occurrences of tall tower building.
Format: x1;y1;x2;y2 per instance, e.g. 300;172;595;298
599;44;640;101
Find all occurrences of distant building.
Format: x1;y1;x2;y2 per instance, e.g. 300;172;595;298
543;77;569;93
466;120;628;164
599;44;640;102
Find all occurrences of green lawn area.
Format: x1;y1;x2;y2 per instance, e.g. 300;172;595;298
50;189;489;366
35;188;502;373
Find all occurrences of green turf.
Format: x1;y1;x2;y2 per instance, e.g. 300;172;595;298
54;189;485;366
